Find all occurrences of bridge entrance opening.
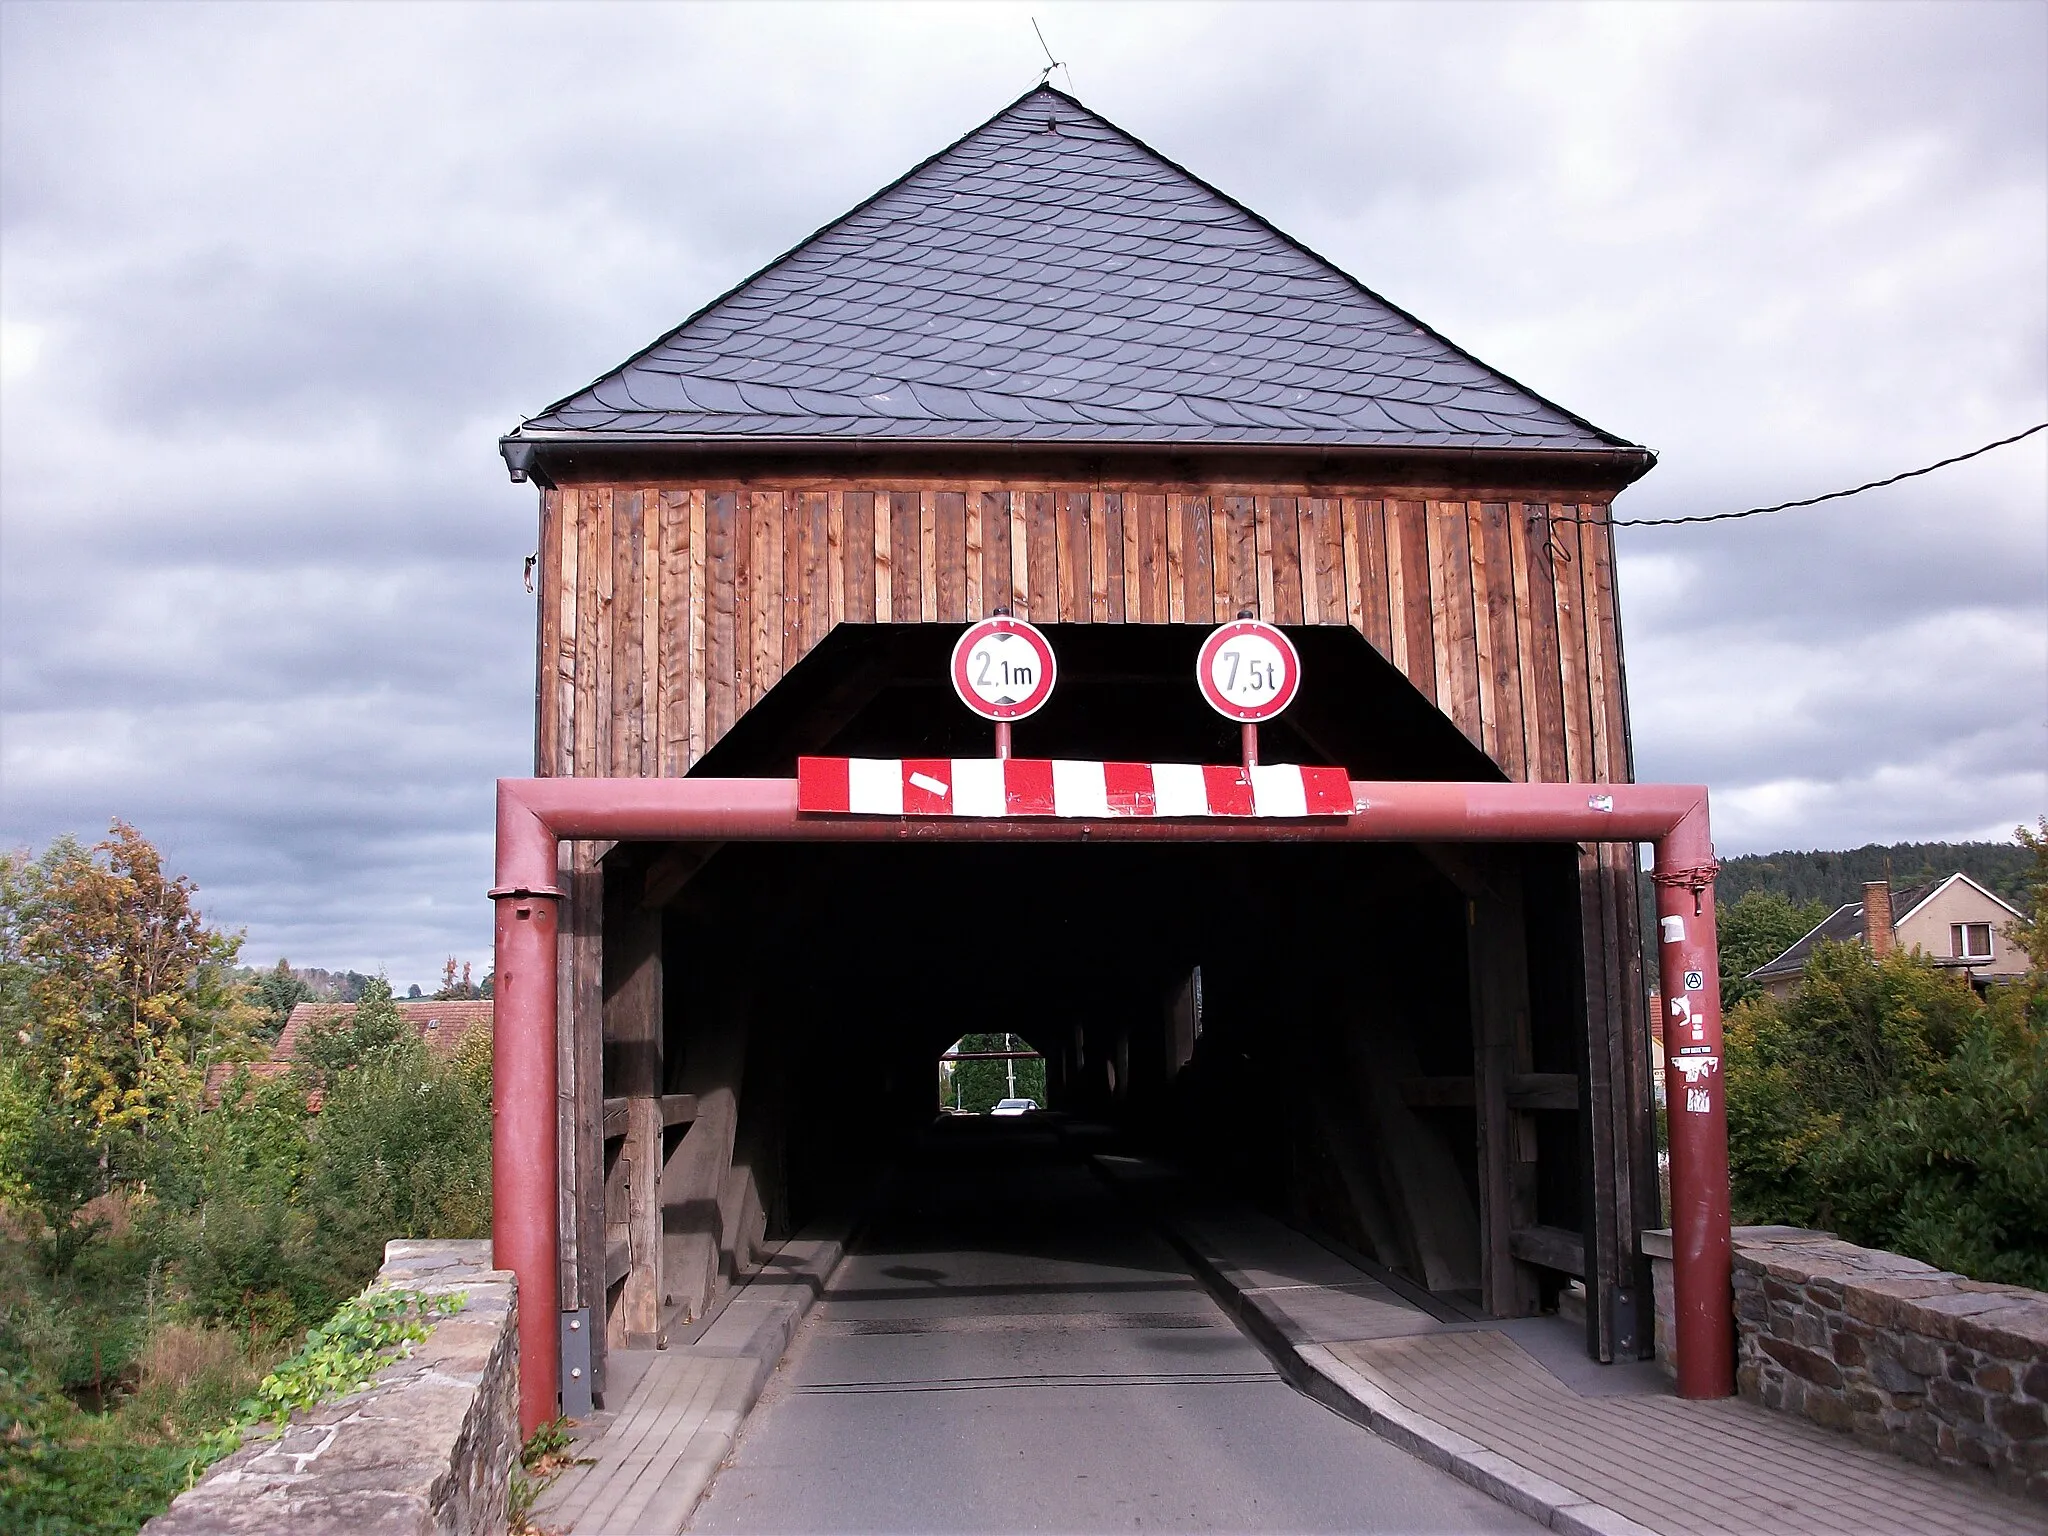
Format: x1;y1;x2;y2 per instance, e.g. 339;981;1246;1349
592;830;1595;1372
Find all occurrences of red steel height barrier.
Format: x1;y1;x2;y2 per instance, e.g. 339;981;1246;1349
492;775;1735;1431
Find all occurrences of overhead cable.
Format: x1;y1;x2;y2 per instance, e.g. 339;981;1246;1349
1597;422;2047;529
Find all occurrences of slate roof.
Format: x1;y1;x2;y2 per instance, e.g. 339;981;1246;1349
507;87;1639;457
1747;884;1935;982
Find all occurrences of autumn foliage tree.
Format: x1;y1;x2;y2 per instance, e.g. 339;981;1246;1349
1;822;244;1137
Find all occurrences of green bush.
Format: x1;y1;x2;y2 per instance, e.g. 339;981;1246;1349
1725;942;2047;1286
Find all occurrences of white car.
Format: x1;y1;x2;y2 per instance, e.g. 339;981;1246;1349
989;1098;1039;1116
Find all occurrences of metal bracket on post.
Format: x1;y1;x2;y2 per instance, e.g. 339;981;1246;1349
561;1308;594;1418
1608;1286;1641;1357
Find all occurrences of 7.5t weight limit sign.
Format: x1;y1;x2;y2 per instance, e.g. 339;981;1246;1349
1196;619;1300;722
951;616;1057;721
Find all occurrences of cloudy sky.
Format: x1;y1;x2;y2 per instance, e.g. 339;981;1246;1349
3;1;2043;986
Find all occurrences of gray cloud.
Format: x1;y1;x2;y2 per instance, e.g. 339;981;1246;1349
3;1;2042;985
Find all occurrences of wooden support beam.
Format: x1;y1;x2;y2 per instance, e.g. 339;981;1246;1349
1465;851;1544;1319
1510;1224;1585;1277
1509;1073;1579;1111
603;876;664;1352
1401;1074;1579;1111
602;1093;699;1142
604;1234;632;1291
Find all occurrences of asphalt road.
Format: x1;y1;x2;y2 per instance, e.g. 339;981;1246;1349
690;1119;1534;1533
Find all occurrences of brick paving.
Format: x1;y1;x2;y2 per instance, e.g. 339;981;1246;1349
1331;1329;2048;1536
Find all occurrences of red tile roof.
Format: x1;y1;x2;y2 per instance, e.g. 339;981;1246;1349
272;998;493;1063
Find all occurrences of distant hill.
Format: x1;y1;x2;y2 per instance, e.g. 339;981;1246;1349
1715;841;2033;911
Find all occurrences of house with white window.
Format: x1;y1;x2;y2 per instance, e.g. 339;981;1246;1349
1746;873;2030;999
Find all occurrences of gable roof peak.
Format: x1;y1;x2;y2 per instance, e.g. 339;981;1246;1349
506;86;1647;467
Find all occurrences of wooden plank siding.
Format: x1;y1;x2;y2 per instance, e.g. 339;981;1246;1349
535;479;1631;792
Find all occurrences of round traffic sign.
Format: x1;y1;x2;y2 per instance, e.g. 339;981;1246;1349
951;617;1057;721
1196;619;1301;722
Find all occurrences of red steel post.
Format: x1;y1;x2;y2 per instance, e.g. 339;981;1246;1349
1241;723;1259;770
491;785;564;1436
1653;800;1735;1398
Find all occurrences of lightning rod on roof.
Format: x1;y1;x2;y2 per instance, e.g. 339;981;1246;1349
1031;17;1073;92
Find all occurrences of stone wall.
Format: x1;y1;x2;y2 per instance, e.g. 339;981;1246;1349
145;1240;519;1536
1645;1226;2047;1502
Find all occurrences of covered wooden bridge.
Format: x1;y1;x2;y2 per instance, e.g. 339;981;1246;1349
489;86;1732;1434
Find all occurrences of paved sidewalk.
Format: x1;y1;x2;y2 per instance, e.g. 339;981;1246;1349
534;1229;845;1536
1095;1153;2047;1536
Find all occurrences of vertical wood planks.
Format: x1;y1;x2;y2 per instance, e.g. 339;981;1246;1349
871;488;892;622
1389;500;1433;703
1182;494;1214;625
1476;503;1526;781
1005;491;1027;620
890;492;920;623
706;491;737;745
657;490;692;777
980;490;1011;615
1026;491;1058;622
1058;491;1089;623
1165;492;1187;623
1551;508;1596;782
843;491;874;628
963;488;984;619
803;489;830;655
1268;495;1304;625
827;490;846;633
1103;492;1126;623
1253;495;1278;619
1354;498;1394;661
591;487;615;779
918;491;938;624
1088;491;1110;622
688;490;707;764
749;492;782;711
1222;494;1257;618
935;490;967;623
544;474;1642;792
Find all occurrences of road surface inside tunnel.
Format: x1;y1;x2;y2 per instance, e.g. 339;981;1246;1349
688;1117;1535;1533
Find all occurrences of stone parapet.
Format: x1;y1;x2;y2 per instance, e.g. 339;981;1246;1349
1644;1225;2047;1502
145;1239;519;1535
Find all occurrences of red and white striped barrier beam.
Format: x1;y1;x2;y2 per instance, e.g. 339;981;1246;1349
796;757;1357;819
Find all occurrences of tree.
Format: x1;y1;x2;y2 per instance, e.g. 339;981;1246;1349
433;957;479;1000
0;822;240;1135
293;977;414;1088
2003;817;2048;971
253;960;312;1040
1715;890;1831;1006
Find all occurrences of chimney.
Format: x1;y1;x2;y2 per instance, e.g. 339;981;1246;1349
1862;881;1894;958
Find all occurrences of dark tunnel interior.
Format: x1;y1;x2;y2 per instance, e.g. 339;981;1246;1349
633;834;1591;1312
